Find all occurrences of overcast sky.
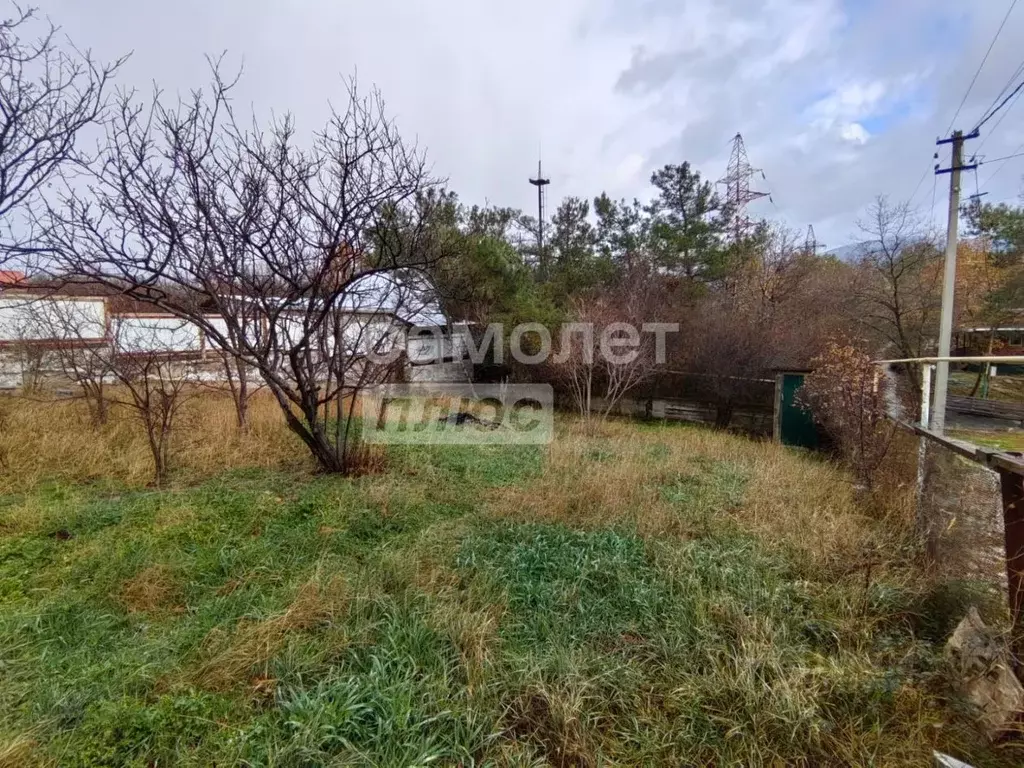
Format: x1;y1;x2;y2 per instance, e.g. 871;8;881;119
33;0;1024;248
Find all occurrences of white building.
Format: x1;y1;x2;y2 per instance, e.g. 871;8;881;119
0;272;471;389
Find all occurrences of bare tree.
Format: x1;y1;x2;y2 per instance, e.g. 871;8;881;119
742;224;809;309
850;196;940;394
106;317;195;485
14;291;110;422
214;350;257;432
675;226;843;429
555;293;656;421
43;68;447;474
0;5;124;264
1;288;190;482
681;298;774;428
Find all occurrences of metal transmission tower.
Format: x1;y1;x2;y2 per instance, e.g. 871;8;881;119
717;133;770;242
528;160;551;275
804;225;824;255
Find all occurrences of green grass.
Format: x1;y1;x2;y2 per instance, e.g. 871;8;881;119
0;427;1016;766
949;429;1024;453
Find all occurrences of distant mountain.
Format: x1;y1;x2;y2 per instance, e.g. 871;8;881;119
826;239;934;263
826;242;876;264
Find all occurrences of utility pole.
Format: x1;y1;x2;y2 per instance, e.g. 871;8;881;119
529;160;550;278
931;129;978;433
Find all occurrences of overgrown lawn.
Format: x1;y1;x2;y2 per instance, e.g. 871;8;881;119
0;410;1017;766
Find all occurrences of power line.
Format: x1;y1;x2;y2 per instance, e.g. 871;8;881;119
909;166;931;205
972;193;1023;206
915;1;1017;204
983;150;1024;164
974;78;1024;131
973;59;1024;156
980;142;1024;187
948;0;1020;134
913;0;1018;207
975;54;1024;132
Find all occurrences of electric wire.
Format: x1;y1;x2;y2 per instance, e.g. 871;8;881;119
948;0;1020;133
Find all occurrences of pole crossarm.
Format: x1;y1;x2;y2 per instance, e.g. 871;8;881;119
937;129;980;145
935;164;978;175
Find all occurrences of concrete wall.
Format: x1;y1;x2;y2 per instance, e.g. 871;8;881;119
407;323;470;364
113;316;201;354
0;294;472;389
0;296;105;342
407;360;472;383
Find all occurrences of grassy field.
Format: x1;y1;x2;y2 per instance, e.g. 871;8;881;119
0;394;1019;766
949;371;1024;403
949;429;1024;453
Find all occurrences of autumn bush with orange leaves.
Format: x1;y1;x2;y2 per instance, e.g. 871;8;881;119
799;340;897;490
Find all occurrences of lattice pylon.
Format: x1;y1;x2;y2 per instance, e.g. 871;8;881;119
804;225;825;255
716;133;769;243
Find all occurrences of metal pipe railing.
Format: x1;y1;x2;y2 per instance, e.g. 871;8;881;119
873;356;1024;365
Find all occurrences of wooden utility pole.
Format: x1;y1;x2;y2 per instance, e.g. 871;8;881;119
931;129;978;434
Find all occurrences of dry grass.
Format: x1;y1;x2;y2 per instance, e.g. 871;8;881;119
487;419;911;573
116;564;183;616
0;736;43;768
188;573;349;693
489;423;677;534
0;390;306;493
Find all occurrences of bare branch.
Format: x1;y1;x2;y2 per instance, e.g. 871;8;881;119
43;68;447;473
0;5;127;266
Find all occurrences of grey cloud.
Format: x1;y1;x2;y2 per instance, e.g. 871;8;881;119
22;0;1024;249
605;0;1024;244
615;48;681;95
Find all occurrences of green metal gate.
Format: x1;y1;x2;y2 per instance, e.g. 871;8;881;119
777;372;818;449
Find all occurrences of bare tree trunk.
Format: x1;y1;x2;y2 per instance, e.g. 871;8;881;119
142;410;166;486
221;354;250;432
969;330;996;397
236;368;249;430
267;383;346;474
585;371;592;420
82;379;108;426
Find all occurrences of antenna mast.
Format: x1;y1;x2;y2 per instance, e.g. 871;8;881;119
529;159;550;275
717;133;770;243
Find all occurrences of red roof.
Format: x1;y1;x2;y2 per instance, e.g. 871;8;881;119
0;270;25;285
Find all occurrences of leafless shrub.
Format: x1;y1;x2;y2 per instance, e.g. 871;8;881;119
554;294;656;421
799;340;896;489
11;294;110;423
105;319;196;485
